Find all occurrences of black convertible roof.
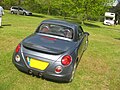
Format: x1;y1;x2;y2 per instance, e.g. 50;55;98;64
41;19;78;29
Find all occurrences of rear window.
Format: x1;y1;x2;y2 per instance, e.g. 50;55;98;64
37;24;73;39
12;7;18;9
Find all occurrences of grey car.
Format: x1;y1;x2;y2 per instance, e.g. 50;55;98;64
12;20;89;82
10;6;32;16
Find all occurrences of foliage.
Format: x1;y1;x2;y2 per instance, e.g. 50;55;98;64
0;0;111;22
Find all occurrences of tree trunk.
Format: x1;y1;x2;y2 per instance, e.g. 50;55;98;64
18;0;21;5
47;6;50;15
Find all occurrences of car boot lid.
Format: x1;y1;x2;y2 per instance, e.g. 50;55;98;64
22;34;76;55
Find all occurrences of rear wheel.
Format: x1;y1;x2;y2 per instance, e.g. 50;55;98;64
66;63;77;82
84;39;88;51
11;11;14;14
23;12;27;16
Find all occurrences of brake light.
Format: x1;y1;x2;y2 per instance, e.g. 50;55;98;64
61;55;72;66
42;36;56;41
15;44;21;53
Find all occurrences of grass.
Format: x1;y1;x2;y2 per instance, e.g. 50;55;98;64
0;10;120;90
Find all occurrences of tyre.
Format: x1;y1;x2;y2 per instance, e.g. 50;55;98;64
84;39;88;51
23;12;27;16
66;62;77;83
11;11;14;14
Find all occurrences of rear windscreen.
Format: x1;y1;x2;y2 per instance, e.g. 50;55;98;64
37;24;73;39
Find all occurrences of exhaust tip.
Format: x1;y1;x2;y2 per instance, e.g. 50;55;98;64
29;70;33;75
38;73;43;77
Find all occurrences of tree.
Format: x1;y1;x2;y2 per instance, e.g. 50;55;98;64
69;0;110;23
34;0;55;15
1;0;111;22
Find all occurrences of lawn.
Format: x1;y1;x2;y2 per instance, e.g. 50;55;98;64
0;11;120;90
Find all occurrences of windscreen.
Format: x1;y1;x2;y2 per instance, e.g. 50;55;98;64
106;17;114;20
37;24;73;39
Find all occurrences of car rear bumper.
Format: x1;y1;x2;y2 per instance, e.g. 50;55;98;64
12;53;71;82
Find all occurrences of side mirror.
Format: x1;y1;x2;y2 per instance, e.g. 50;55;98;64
84;32;90;36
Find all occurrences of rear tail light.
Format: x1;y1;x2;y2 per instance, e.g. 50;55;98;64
61;55;72;66
15;44;21;53
55;66;62;73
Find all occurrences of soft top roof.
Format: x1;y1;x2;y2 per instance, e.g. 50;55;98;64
41;19;78;29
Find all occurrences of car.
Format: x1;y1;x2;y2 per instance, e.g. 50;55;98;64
10;6;32;16
12;20;89;82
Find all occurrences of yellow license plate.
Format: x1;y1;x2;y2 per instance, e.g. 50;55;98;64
28;57;49;70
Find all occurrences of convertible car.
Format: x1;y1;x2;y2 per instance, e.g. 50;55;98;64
12;20;89;82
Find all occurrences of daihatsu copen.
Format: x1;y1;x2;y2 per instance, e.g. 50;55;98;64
12;20;89;82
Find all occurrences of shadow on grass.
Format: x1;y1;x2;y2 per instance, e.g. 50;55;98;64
2;24;12;26
42;77;70;84
0;24;11;28
31;14;46;18
63;17;82;24
84;23;101;28
114;38;120;40
64;17;101;28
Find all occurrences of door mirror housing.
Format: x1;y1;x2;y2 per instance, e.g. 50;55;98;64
84;32;90;36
